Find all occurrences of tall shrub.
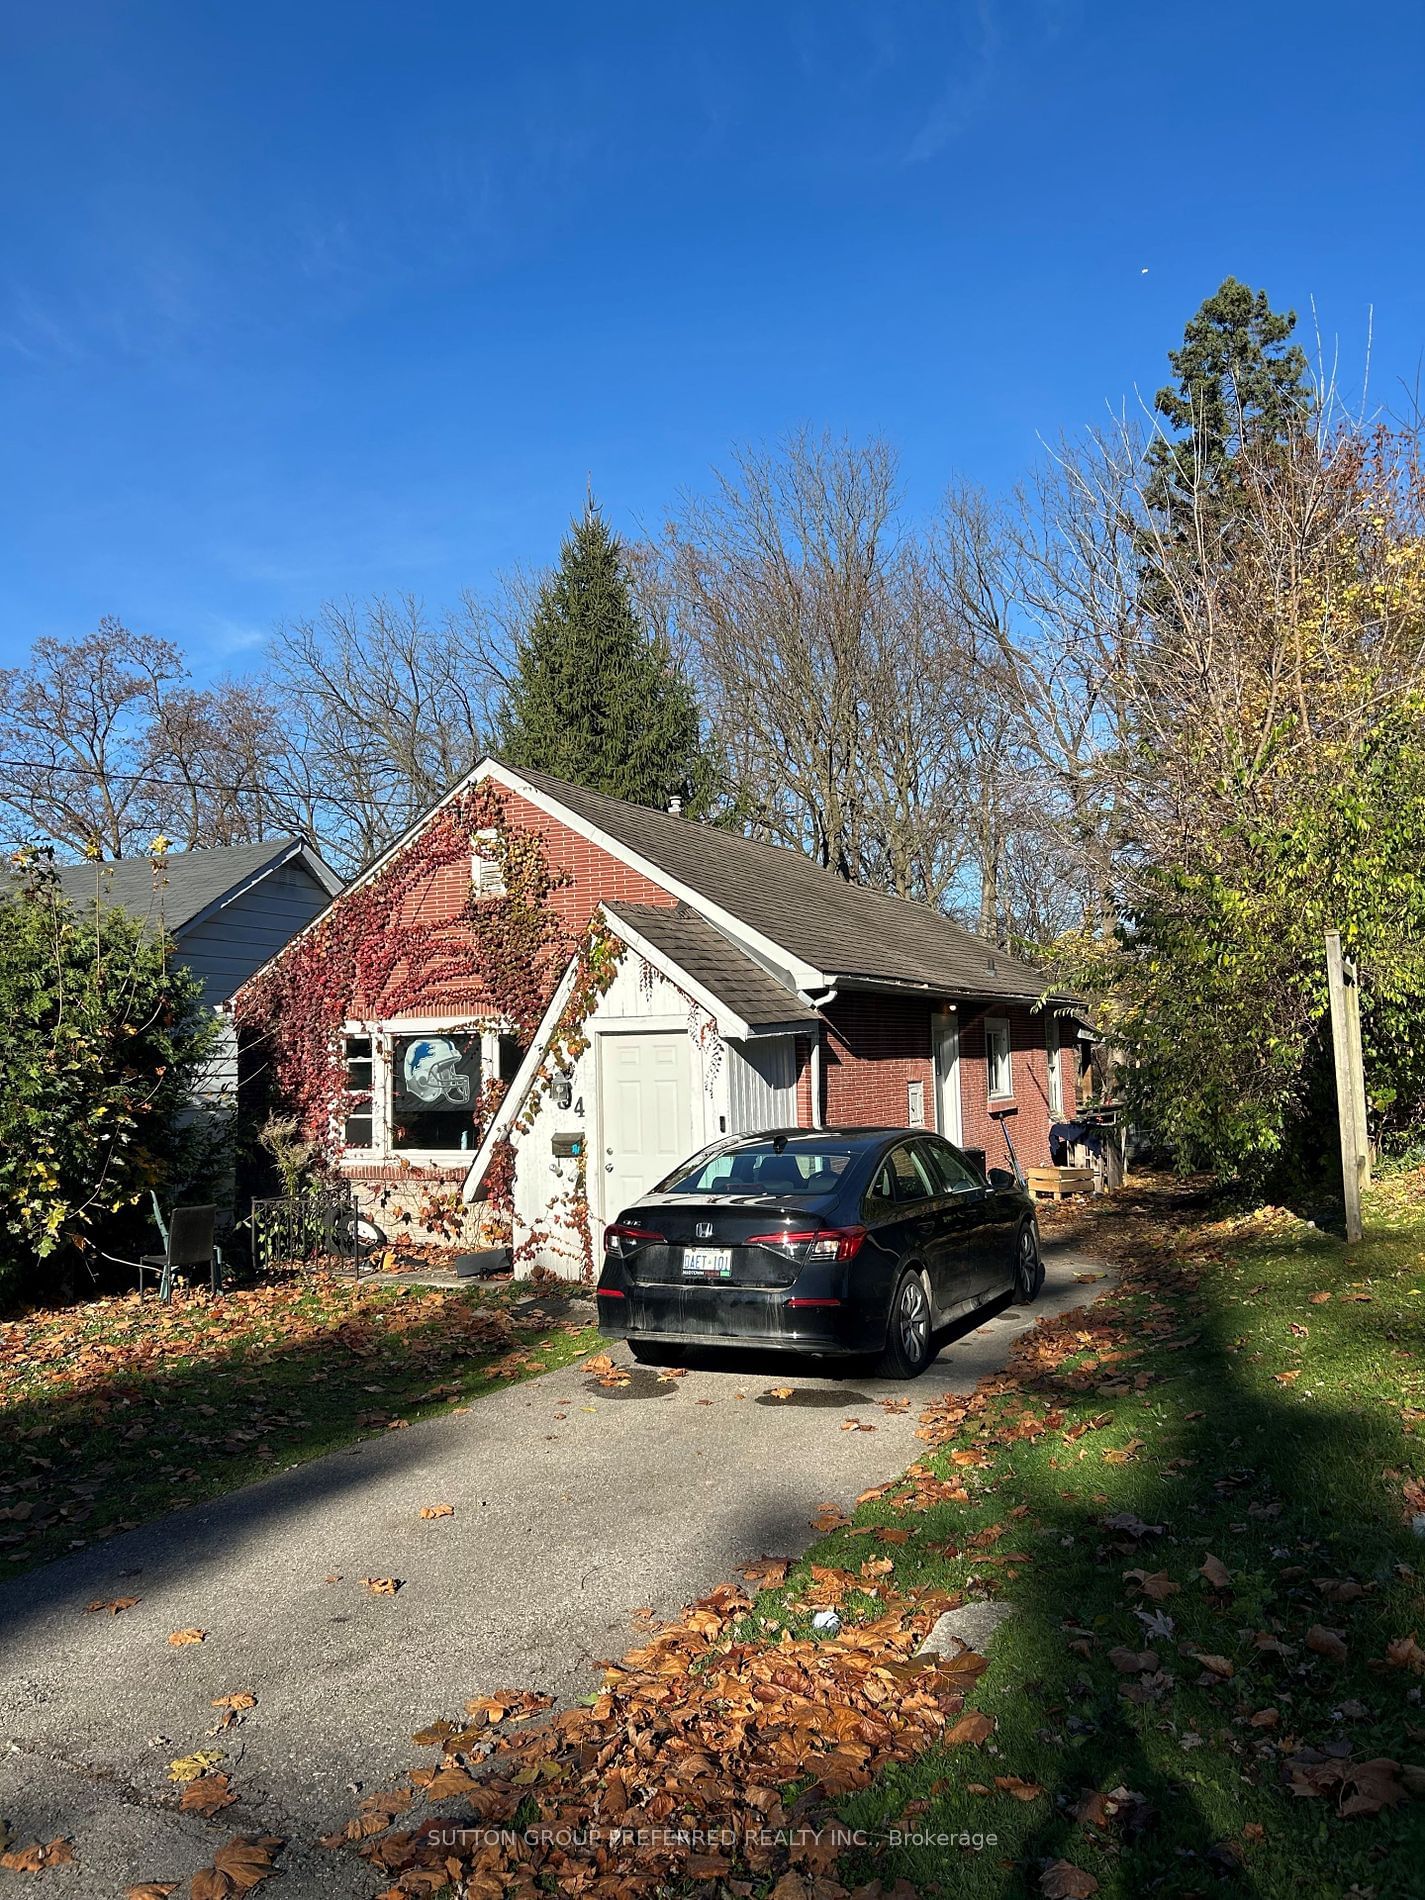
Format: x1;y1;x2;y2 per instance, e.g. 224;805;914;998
0;854;216;1302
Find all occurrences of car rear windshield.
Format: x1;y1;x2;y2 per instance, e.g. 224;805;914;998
667;1141;858;1196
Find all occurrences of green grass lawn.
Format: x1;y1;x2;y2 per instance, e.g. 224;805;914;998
747;1173;1425;1898
0;1273;598;1574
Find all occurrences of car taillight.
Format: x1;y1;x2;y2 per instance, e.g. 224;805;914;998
604;1223;664;1258
744;1226;866;1261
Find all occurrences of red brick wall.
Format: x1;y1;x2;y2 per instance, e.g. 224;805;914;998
957;1004;1077;1172
794;1035;814;1127
821;995;935;1128
811;993;1076;1171
372;784;676;1018
498;789;675;928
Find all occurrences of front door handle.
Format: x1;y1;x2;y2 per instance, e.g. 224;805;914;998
605;1161;614;1172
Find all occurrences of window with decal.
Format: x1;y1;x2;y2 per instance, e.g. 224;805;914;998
390;1032;482;1150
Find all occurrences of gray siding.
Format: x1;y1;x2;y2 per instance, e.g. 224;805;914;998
726;1035;797;1134
176;860;331;1008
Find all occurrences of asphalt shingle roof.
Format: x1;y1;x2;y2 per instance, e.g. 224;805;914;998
604;902;820;1027
52;838;319;937
511;766;1059;1003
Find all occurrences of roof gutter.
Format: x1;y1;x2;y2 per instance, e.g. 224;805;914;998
824;973;1083;1010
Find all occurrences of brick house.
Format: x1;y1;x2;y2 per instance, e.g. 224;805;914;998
234;760;1083;1275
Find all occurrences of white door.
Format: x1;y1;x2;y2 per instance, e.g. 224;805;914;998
599;1031;693;1222
932;1008;962;1145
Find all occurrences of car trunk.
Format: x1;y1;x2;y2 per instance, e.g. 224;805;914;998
621;1196;838;1291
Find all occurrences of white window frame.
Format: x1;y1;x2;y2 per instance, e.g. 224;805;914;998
985;1015;1013;1102
339;1017;504;1166
339;1030;376;1153
1046;1016;1063;1119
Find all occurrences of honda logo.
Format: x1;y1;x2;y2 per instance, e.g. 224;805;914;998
694;1221;714;1239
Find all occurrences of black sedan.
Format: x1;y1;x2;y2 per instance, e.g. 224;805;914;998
595;1127;1044;1377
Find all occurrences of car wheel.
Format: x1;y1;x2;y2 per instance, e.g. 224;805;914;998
1013;1221;1044;1303
628;1340;671;1366
877;1270;936;1379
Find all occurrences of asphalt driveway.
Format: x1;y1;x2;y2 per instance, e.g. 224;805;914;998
0;1241;1108;1895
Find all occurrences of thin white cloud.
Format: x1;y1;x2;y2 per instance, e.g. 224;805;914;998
906;0;1002;162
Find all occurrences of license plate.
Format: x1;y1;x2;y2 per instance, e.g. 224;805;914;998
682;1246;732;1281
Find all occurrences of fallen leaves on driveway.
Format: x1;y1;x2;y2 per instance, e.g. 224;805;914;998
417;1503;454;1519
168;1749;223;1783
189;1835;284;1898
0;1837;74;1872
167;1628;207;1646
462;1689;553;1726
326;1581;987;1896
0;1274;592;1574
180;1773;237;1816
362;1577;402;1596
85;1595;139;1614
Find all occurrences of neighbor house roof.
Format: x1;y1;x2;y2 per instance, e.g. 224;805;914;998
53;837;343;938
603;902;819;1030
508;765;1058;1003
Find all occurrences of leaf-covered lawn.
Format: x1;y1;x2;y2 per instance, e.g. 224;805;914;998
0;1274;599;1573
820;1173;1425;1897
324;1172;1425;1900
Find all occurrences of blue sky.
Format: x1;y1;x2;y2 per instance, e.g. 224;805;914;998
2;0;1421;679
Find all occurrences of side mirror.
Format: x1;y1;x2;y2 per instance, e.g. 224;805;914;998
986;1167;1017;1190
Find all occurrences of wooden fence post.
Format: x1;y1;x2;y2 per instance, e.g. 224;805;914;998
1325;930;1368;1243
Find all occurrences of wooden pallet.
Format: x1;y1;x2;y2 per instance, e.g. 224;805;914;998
1025;1165;1098;1202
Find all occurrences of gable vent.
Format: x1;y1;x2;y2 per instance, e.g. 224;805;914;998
472;830;506;898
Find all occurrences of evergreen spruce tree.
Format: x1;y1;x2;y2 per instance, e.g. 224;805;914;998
497;505;714;813
1146;276;1312;515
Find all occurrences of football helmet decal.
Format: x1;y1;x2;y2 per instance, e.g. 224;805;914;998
402;1036;473;1106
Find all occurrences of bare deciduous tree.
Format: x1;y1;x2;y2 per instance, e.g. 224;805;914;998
0;620;294;858
667;431;988;910
264;593;508;873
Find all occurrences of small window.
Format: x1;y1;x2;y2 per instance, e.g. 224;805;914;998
498;1033;526;1082
1046;1017;1063;1119
344;1035;372;1090
472;830;506;898
342;1035;373;1151
985;1017;1012;1101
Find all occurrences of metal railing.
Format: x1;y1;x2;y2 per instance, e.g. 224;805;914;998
248;1182;361;1276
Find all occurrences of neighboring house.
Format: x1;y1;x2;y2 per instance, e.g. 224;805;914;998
233;762;1084;1277
56;837;344;1105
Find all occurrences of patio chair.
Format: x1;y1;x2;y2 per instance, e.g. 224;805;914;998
103;1203;224;1303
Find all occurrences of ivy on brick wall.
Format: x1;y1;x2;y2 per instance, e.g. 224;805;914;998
235;784;571;1161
